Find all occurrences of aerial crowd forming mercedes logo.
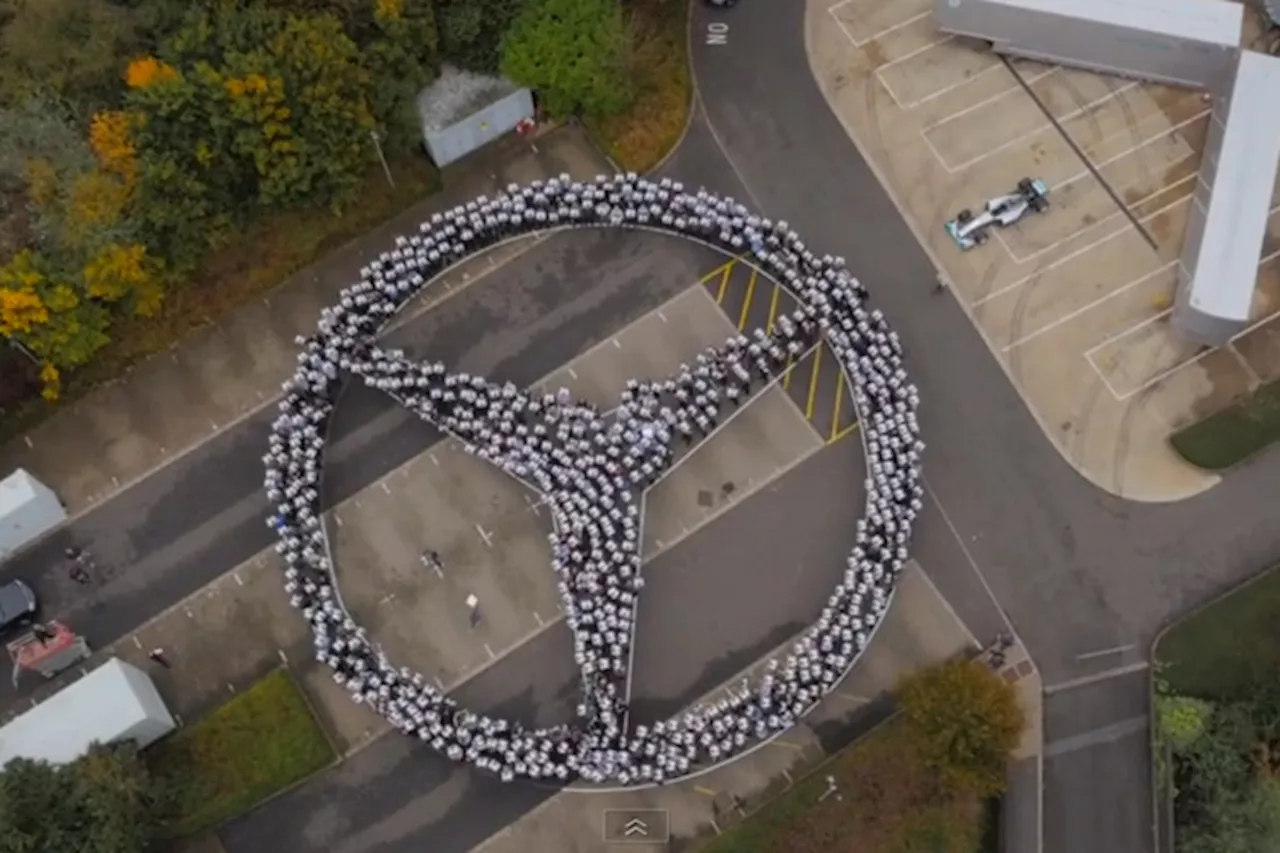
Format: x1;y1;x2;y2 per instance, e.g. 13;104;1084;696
263;173;924;787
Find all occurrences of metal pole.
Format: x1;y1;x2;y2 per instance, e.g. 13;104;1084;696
370;129;395;189
6;336;40;365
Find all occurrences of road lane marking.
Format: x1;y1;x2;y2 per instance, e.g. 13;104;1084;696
830;372;844;441
1043;661;1149;694
1044;716;1147;757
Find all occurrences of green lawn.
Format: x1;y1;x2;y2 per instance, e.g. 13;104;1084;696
1156;565;1280;702
1169;378;1280;470
148;667;336;838
695;717;991;853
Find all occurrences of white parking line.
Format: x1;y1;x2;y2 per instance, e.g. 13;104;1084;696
1046;108;1211;193
992;172;1196;266
973;192;1193;308
1001;261;1178;352
1085;263;1280;403
927;82;1141;173
830;5;932;49
920;67;1061;134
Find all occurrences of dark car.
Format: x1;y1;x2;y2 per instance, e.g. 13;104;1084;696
0;579;38;634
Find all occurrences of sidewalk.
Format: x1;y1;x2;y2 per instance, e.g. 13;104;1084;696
0;126;611;517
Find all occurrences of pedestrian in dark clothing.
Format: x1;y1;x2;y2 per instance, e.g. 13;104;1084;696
69;564;91;585
148;648;171;669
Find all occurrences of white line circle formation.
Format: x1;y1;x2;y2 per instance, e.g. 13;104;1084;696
264;173;924;786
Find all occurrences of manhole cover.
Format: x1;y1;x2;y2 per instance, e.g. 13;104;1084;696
697;489;714;507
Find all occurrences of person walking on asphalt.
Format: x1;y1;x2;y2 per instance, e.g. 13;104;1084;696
148;648;171;669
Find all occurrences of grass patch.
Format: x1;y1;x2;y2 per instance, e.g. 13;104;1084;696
148;667;336;838
587;0;692;173
0;154;440;446
1156;565;1280;702
696;717;987;853
1169;377;1280;470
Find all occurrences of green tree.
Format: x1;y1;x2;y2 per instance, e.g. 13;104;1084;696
0;0;148;116
0;250;111;376
437;0;527;72
362;0;440;154
0;743;160;853
897;658;1025;798
500;0;632;119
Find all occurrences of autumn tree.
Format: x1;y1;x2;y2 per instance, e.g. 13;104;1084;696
897;658;1025;798
0;250;112;383
0;743;161;853
501;0;633;119
361;0;440;154
0;0;148;116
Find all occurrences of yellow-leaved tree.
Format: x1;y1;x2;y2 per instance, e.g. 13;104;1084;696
82;243;164;317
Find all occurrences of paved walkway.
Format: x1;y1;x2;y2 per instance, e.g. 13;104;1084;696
0;126;610;518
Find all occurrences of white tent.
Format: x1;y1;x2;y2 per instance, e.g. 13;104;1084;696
0;468;65;558
0;658;176;767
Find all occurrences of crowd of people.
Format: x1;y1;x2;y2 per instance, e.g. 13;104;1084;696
262;174;924;786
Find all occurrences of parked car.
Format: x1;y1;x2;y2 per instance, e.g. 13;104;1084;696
0;579;38;635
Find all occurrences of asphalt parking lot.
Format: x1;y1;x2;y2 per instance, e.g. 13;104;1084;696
813;0;1280;500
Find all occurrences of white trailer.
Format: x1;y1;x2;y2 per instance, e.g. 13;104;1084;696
0;658;176;768
934;0;1243;89
0;469;66;558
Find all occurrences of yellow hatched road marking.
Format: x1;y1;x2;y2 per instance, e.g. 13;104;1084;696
715;263;733;305
699;259;733;285
766;282;781;333
782;353;796;390
694;785;718;797
830;373;845;441
832;421;861;443
805;346;823;420
737;268;758;332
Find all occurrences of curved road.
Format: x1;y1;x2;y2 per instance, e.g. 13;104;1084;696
685;1;1280;851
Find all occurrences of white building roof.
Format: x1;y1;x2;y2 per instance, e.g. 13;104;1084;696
0;469;41;517
986;0;1243;47
0;659;165;767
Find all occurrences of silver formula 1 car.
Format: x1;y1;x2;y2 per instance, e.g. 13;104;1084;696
945;178;1049;251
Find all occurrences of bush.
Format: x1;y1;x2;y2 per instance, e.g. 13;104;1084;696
148;667;335;838
586;0;691;172
0;743;160;853
696;718;986;853
897;658;1025;799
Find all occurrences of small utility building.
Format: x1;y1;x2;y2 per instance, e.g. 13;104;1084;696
0;469;66;558
417;66;534;168
0;658;176;768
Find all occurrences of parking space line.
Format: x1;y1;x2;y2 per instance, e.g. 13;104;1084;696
832;8;931;48
737;268;758;331
1002;261;1177;352
805;346;823;420
1085;295;1280;403
974;192;1192;308
1047;108;1211;194
920;67;1060;134
992;173;1196;267
933;82;1141;173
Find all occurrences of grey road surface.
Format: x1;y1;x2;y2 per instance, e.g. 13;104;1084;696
686;3;1280;852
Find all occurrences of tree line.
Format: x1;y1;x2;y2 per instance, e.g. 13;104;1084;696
0;0;644;403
